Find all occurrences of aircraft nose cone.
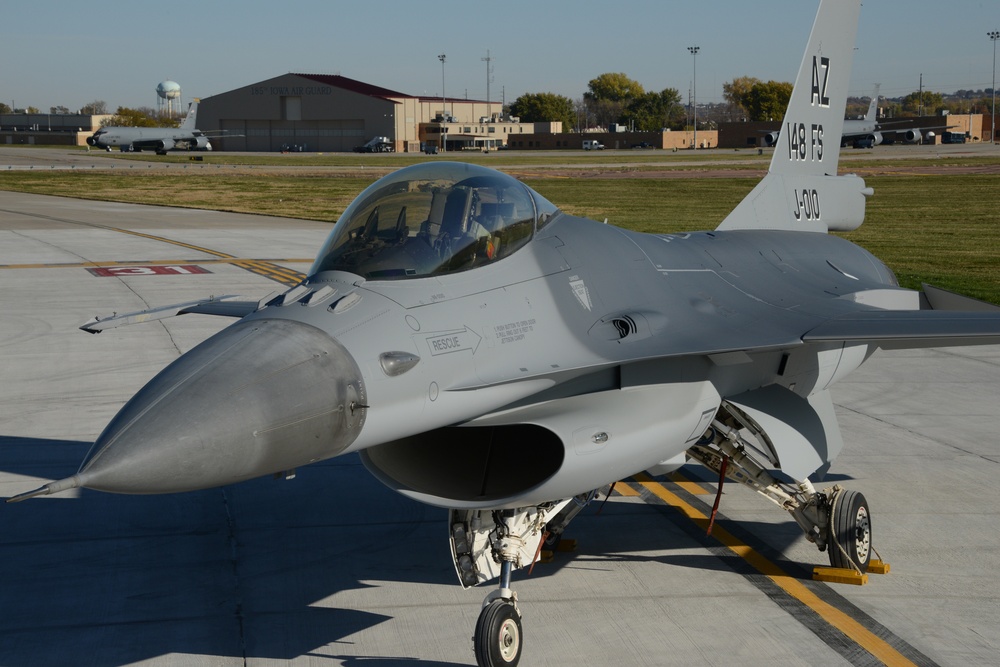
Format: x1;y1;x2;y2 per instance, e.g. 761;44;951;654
79;318;367;494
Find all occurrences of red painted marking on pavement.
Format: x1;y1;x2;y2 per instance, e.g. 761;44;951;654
87;265;211;277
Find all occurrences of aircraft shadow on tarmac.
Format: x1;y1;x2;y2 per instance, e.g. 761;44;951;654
1;435;823;666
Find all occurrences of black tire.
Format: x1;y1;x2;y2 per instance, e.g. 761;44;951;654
828;489;872;571
474;599;522;667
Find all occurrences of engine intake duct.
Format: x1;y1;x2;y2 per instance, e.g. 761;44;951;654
360;424;564;503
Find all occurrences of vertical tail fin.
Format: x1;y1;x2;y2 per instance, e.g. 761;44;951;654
864;84;881;123
179;100;199;131
718;0;872;233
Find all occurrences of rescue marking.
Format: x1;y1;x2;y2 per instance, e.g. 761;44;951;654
426;326;482;356
494;319;536;345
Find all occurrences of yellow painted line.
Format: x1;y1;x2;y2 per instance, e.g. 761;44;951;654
612;481;640;497
233;260;305;287
669;471;713;495
112;228;238;259
0;258;313;270
2;212;310;286
632;472;917;667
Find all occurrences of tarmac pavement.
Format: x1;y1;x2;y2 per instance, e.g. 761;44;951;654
1;189;998;666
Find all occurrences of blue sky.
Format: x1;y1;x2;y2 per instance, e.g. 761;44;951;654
4;0;997;113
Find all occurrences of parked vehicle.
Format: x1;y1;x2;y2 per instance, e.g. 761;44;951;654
354;136;395;153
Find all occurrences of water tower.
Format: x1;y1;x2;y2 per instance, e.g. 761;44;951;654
156;80;182;117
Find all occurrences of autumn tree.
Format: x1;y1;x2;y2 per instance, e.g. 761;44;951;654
585;72;645;102
584;73;645;129
739;80;794;121
722;76;761;120
103;106;180;127
80;100;108;115
509;92;575;130
899;90;944;116
621;88;685;131
0;102;12;114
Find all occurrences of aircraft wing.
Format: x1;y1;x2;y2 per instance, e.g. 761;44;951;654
804;309;1000;348
804;284;1000;348
877;119;954;130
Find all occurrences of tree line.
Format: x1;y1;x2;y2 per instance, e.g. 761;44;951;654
507;74;796;132
0;99;181;127
507;73;998;132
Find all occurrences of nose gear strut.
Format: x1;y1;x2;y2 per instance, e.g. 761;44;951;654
450;488;610;667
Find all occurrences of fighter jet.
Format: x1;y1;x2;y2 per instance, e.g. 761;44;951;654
86;100;223;155
11;1;1000;665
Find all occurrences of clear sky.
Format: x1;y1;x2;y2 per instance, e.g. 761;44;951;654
3;0;997;113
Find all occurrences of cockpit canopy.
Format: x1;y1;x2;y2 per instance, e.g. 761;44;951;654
309;162;559;281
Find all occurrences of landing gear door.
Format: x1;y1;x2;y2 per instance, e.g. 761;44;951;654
449;502;573;589
724;386;844;481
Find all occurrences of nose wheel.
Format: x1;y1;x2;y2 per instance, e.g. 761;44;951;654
828;489;872;572
474;598;522;666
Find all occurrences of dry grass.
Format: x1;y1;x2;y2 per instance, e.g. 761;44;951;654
3;155;999;302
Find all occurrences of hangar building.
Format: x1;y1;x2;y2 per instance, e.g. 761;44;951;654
1;113;110;146
197;73;557;153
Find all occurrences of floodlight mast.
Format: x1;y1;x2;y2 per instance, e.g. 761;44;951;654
688;46;700;149
482;50;494;122
439;53;447;152
989;31;999;145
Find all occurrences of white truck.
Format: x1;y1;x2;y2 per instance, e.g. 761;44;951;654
582;139;605;150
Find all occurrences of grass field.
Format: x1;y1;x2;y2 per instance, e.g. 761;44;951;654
2;150;998;302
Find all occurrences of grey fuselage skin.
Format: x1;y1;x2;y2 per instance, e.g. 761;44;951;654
71;208;896;509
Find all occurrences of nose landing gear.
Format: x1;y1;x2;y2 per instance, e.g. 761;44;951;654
450;493;603;667
474;560;523;666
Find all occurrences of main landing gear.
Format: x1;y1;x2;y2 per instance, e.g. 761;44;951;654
828;488;871;571
686;410;873;574
450;492;602;667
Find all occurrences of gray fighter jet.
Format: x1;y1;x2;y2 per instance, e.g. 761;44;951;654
86;100;221;155
11;1;1000;665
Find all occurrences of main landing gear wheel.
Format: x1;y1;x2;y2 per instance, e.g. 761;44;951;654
474;599;522;667
828;489;872;572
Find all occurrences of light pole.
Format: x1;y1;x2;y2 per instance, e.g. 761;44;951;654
989;31;999;145
688;46;700;149
438;53;447;152
482;49;494;121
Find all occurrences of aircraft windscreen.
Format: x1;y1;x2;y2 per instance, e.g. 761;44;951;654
310;162;559;280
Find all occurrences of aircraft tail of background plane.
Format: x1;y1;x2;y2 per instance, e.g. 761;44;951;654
864;84;881;122
717;0;870;234
179;100;199;130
